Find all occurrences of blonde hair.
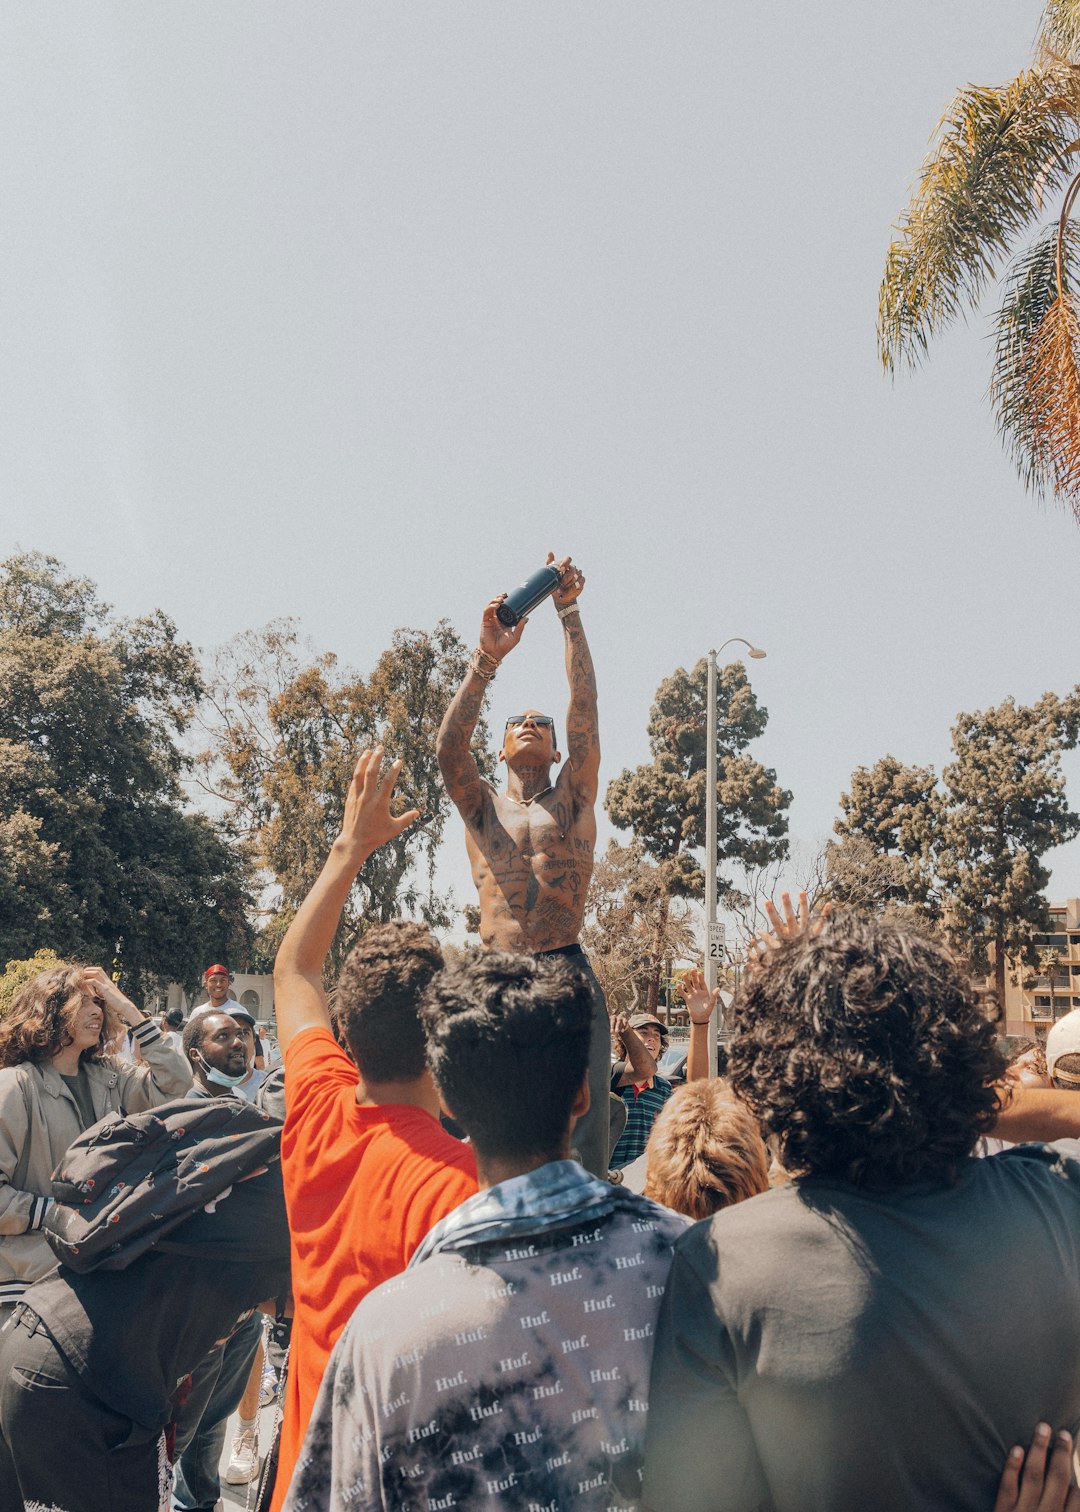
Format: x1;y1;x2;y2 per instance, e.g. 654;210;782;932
643;1080;769;1219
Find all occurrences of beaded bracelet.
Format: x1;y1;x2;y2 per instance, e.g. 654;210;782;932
470;647;500;680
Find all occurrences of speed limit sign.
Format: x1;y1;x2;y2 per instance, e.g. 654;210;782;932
708;922;726;962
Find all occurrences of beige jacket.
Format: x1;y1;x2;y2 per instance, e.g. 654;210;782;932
0;1019;192;1301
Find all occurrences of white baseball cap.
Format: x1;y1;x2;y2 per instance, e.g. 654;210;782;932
1046;1009;1080;1083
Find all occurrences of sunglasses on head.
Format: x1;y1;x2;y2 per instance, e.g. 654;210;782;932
504;714;554;730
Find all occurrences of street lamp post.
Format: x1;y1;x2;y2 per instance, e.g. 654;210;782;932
705;637;767;1076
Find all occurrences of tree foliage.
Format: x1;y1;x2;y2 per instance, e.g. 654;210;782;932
581;840;701;1018
990;220;1080;495
0;949;63;1019
938;690;1080;998
829;755;940;915
830;690;1080;1001
607;660;790;896
605;659;789;1006
878;9;1080;515
825;833;906;915
880;64;1080;371
201;618;494;976
0;552;253;994
1042;0;1080;59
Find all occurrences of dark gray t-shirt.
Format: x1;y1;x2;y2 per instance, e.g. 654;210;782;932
643;1142;1080;1512
59;1068;96;1131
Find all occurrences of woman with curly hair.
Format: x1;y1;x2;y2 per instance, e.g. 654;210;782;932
643;900;1080;1512
0;962;190;1309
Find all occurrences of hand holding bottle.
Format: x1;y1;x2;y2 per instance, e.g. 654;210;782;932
480;595;530;661
549;552;584;610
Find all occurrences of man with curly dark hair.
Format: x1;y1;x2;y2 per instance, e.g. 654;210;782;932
644;908;1080;1512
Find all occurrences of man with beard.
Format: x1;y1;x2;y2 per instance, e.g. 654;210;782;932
170;1008;275;1508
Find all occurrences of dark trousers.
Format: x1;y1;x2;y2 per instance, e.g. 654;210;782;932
0;1305;164;1512
171;1309;263;1510
536;948;611;1178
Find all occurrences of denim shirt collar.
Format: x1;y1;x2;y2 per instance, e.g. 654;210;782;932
409;1159;621;1267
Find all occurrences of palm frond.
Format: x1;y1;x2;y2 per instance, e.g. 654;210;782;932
1020;286;1080;508
879;64;1080;372
1039;1;1080;62
991;220;1072;488
991;190;1080;511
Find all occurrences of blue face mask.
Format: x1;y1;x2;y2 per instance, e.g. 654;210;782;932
203;1063;247;1089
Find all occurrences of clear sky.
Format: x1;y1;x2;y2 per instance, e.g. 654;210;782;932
3;1;1079;931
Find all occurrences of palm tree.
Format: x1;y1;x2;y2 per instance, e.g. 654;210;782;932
879;3;1080;516
1039;943;1061;1022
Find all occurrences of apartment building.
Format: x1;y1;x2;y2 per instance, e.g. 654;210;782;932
1000;899;1080;1038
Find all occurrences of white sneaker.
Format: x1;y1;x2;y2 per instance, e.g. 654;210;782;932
259;1358;279;1407
224;1425;260;1484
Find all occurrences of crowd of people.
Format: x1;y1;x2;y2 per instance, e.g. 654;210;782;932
2;563;1080;1510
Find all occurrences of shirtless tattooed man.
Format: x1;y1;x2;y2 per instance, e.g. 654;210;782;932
436;553;612;1175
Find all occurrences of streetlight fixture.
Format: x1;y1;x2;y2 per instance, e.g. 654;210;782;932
705;638;767;1075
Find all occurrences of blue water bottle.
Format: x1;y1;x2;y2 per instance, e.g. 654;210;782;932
496;563;563;627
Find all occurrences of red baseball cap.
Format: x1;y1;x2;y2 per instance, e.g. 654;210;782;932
203;964;230;980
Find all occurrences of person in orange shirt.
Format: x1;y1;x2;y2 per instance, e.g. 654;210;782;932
269;747;478;1512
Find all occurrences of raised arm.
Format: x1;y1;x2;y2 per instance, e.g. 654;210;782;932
680;970;719;1083
747;891;832;966
612;1016;659;1088
273;749;419;1054
82;966;192;1098
550;553;599;803
990;1085;1080;1143
436;595;526;828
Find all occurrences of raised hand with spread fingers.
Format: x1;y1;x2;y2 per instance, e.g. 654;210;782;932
680;968;721;1082
748;890;832;970
274;747;420;1053
336;747;421;865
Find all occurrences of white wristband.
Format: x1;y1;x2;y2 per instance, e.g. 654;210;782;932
556;604;580;621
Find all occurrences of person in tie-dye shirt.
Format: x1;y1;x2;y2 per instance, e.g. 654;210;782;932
282;949;688;1512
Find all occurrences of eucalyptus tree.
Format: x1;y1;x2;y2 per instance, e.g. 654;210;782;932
581;839;702;1018
201;618;493;975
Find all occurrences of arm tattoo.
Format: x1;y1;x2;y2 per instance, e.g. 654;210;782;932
436;670;490;828
563;612;599;785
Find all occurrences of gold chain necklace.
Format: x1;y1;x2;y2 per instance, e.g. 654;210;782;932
507;783;555;806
